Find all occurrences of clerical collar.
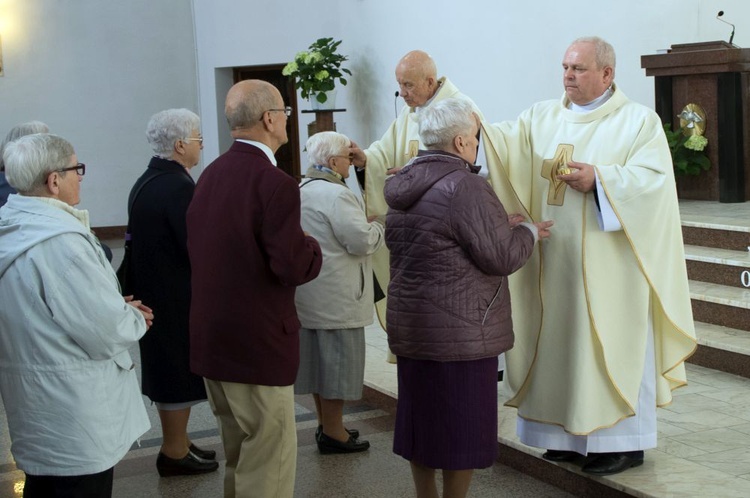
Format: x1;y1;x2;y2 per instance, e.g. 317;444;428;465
236;139;277;166
414;78;444;114
569;86;614;113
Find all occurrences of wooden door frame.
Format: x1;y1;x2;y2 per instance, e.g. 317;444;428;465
232;64;301;180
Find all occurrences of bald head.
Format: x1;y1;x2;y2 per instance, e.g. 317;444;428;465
397;51;437;80
225;79;289;151
225;80;281;131
395;50;439;108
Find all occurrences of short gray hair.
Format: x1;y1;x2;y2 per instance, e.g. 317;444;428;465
3;134;75;195
306;131;351;166
146;109;200;159
418;98;476;150
572;36;616;73
0;121;50;171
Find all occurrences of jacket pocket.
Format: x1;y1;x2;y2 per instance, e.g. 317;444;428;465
482;279;505;325
112;351;135;371
283;315;301;335
356;263;366;300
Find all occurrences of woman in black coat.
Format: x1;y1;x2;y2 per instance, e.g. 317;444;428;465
126;109;217;477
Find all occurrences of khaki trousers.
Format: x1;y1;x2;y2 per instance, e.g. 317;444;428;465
205;379;297;498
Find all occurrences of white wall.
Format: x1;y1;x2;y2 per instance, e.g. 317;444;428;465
191;0;343;168
193;0;750;176
0;0;198;226
2;1;748;225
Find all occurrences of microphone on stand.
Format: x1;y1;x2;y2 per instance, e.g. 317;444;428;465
394;91;400;119
716;11;736;45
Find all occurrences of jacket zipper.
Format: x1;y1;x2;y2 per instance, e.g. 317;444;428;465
482;280;504;325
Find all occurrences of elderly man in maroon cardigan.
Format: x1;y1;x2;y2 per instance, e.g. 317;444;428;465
186;79;322;498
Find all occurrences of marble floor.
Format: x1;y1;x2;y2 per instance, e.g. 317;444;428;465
0;317;570;497
678;199;750;231
1;200;748;497
359;201;750;496
3;320;749;497
361;320;750;498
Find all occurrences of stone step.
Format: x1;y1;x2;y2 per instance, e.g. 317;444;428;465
363;301;750;498
679;200;750;252
685;245;750;289
688;321;750;378
689;280;750;332
695;321;750;355
496;362;750;497
682;223;750;252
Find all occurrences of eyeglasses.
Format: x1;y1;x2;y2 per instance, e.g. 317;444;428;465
183;136;203;145
57;163;86;176
330;155;352;163
259;106;293;120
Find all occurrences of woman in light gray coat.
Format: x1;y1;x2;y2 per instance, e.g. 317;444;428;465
0;134;153;497
0;121;49;207
295;131;384;454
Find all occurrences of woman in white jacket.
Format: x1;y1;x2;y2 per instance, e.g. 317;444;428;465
294;131;384;454
0;134;153;497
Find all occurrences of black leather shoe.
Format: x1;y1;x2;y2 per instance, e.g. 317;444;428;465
317;432;370;454
582;451;644;476
542;450;580;462
156;451;219;477
315;425;359;442
189;443;216;461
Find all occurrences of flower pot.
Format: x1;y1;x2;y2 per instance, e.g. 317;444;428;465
310;89;337;110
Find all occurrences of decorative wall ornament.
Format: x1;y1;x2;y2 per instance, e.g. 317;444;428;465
678;103;707;136
664;104;710;177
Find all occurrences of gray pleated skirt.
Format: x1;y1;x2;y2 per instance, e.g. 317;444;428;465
294;327;366;400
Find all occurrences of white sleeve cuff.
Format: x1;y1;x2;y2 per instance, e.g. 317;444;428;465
595;172;622;232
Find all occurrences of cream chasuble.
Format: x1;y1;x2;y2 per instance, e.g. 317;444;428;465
480;84;697;436
364;77;482;329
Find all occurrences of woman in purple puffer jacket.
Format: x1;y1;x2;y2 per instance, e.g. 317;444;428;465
385;98;553;498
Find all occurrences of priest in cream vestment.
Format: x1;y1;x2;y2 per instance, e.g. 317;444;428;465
351;50;483;334
481;37;696;476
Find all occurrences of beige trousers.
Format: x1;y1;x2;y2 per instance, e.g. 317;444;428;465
205;379;297;498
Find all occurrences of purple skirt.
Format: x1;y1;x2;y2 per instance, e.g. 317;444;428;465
393;356;499;470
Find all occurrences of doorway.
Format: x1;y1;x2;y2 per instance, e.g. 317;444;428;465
233;65;301;180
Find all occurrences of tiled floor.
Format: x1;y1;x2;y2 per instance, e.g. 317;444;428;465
10;330;750;497
1;200;748;497
0;317;571;498
361;201;750;497
678;199;750;231
362;320;750;497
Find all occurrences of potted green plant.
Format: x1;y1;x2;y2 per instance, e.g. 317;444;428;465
663;123;710;176
282;37;352;107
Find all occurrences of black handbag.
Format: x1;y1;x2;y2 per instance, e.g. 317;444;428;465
116;171;170;294
115;235;134;295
